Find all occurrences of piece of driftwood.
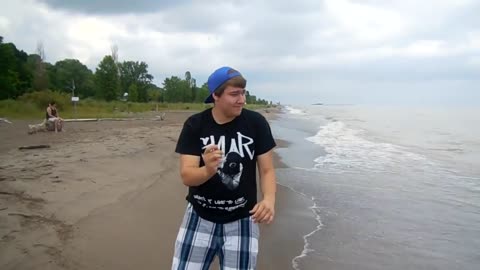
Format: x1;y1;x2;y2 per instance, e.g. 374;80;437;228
28;120;49;134
18;145;51;150
63;118;98;122
0;118;12;124
155;113;166;121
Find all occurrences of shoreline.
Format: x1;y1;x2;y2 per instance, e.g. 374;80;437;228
0;108;317;270
273;138;290;169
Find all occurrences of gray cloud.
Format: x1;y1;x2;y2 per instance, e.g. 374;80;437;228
1;0;479;105
38;0;185;14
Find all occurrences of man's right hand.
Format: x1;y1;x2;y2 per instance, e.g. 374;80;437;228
202;144;223;177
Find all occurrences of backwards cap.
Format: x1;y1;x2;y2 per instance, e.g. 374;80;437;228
204;66;242;103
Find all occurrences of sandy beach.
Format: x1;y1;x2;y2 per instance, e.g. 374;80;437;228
0;110;316;270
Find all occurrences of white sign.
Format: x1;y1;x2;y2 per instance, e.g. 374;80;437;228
71;97;79;102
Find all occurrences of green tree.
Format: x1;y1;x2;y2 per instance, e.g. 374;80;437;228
163;76;191;102
0;40;31;99
0;42;20;99
128;84;138;102
95;55;119;101
118;61;153;102
146;83;163;102
185;71;198;102
246;91;257;104
45;62;56;90
184;71;191;83
52;59;95;97
194;82;210;103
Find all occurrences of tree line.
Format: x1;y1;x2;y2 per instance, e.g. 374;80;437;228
0;36;270;105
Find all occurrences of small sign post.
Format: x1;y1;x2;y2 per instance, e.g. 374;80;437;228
123;92;129;113
71;96;79;119
69;80;78;119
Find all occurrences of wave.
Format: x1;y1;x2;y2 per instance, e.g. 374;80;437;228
306;121;434;174
284;106;307;115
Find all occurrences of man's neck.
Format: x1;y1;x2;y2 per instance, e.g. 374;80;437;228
211;107;235;124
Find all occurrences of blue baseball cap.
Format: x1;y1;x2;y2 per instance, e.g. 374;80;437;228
204;66;242;103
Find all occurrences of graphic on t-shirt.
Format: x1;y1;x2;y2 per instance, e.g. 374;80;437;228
201;132;254;190
218;151;243;190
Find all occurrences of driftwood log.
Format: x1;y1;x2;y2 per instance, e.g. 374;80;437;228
18;145;51;150
0;118;12;124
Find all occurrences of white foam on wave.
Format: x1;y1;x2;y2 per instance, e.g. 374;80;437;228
306;121;432;173
278;183;324;270
285;106;307;115
291;199;324;270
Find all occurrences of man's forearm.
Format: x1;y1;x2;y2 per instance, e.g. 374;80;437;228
180;166;216;187
260;170;276;202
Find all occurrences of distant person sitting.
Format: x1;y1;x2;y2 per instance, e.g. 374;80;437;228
46;101;64;132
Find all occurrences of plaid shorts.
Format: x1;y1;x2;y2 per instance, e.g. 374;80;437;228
172;204;260;270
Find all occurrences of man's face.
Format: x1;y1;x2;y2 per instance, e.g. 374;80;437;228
214;85;246;117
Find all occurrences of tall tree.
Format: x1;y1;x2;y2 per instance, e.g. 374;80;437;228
111;44;119;64
194;82;210;103
185;71;191;83
246;90;262;104
32;41;48;91
95;55;119;101
0;41;31;99
127;84;138;102
0;42;19;99
163;76;191;102
52;59;94;97
184;71;198;101
118;61;153;102
147;84;163;102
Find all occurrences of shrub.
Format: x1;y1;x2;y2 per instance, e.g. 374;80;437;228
17;90;70;110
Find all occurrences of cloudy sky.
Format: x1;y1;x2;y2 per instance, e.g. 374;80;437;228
1;0;479;105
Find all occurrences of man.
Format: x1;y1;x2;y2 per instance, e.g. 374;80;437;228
46;101;63;132
172;66;277;270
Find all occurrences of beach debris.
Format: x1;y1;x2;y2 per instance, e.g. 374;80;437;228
28;121;48;134
64;118;98;122
0;118;12;124
0;191;45;203
0;176;16;182
18;145;51;150
155;112;166;121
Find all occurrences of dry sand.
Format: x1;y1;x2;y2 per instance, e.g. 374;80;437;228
0;110;317;269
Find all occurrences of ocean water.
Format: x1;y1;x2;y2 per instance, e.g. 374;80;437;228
271;105;480;270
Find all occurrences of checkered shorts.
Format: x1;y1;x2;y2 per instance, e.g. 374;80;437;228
172;204;260;270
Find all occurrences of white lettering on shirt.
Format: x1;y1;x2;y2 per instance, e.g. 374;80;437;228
200;132;255;160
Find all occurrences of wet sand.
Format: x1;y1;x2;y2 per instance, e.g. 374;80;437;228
0;109;316;269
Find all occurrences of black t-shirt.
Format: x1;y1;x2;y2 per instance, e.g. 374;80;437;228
175;108;276;223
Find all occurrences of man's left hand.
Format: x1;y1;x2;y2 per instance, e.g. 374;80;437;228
249;198;275;224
